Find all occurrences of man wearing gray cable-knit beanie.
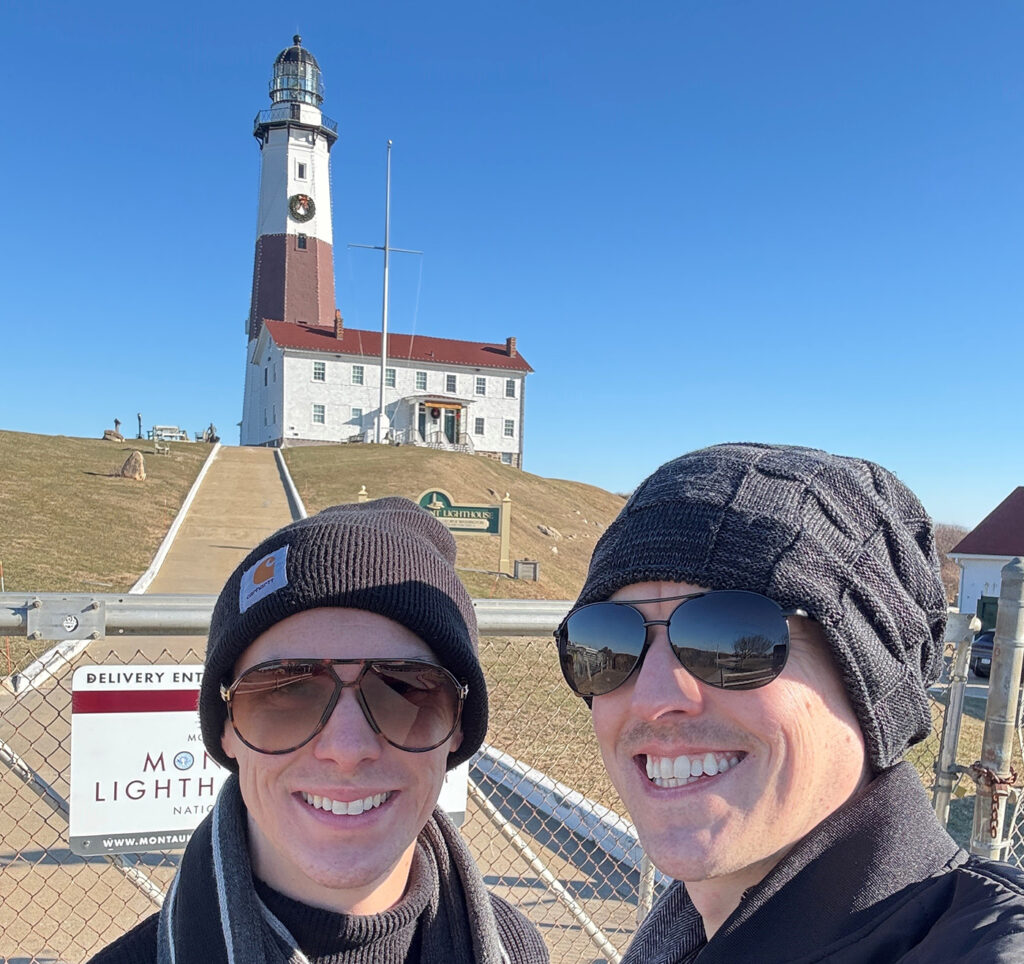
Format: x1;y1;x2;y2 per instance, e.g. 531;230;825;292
92;497;548;964
557;443;1024;964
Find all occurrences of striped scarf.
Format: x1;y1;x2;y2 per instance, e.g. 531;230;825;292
156;776;507;964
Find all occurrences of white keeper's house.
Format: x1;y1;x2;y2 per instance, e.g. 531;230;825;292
238;36;532;466
948;487;1024;626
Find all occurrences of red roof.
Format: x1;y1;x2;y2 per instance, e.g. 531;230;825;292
262;321;533;373
951;487;1024;556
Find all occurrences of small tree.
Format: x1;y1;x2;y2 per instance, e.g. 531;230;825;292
934;523;969;606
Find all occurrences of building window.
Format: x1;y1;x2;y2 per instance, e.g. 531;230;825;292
475;376;486;396
501;452;513;465
352;365;364;385
505;378;516;398
297;234;307;250
263;409;267;426
296;161;307;179
272;405;276;424
504;419;515;438
415;371;427;391
351;407;363;423
312;361;325;382
264;368;268;387
312;404;326;425
385;367;396;388
446;374;457;393
474;417;485;435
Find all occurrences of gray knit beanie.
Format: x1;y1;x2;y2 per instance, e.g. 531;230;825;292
201;497;486;771
572;443;947;773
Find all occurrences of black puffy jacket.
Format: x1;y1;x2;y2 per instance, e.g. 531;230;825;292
623;762;1024;963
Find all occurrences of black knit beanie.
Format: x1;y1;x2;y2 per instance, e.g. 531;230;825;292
572;443;947;773
200;497;486;771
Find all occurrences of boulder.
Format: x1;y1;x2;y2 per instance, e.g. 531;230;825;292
537;524;562;540
119;450;146;481
103;429;125;442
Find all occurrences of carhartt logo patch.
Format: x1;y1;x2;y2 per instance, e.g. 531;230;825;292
239;545;289;613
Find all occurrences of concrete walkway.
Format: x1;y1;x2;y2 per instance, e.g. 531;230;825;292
145;446;296;597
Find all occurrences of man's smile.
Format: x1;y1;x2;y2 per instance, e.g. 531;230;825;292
639;752;743;789
299;790;393;816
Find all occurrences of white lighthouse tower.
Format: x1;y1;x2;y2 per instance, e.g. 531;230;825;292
241;36;338;446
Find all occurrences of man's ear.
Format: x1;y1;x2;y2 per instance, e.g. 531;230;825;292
221;717;240;761
448;725;463;755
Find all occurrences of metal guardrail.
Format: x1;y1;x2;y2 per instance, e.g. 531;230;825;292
0;593;571;639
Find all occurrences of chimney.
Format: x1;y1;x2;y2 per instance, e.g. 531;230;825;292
506;336;517;358
334;310;344;339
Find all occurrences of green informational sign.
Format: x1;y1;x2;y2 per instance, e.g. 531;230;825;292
418;489;500;534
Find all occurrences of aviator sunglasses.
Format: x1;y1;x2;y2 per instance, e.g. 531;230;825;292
220;658;468;755
556;590;807;697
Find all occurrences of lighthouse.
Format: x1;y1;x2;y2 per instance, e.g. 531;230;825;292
241;36;338;445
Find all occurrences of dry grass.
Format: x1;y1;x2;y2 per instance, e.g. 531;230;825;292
0;430;210;594
481;635;623;812
283;444;626;599
0;430;209;673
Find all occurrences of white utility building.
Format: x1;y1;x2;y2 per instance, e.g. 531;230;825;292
949;487;1024;627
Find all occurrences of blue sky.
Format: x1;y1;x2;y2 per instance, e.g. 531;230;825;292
3;1;1023;528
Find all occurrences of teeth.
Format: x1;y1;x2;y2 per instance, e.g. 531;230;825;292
302;790;390;815
644;753;740;788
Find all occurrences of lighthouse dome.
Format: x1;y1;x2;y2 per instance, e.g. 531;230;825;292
269;35;324;107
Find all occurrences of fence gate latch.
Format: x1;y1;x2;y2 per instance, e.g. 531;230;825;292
24;596;106;641
970;763;1018;839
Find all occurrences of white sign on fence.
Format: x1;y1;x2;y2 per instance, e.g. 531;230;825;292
69;664;470;855
69;664;229;854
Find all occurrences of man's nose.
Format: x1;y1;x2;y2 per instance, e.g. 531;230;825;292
311;687;383;765
630;628;706;719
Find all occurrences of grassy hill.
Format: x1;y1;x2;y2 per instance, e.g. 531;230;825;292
0;431;626;602
283;444;626;599
0;430;211;594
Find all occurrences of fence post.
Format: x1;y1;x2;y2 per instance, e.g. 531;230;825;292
637;852;656;924
970;557;1024;858
933;612;981;825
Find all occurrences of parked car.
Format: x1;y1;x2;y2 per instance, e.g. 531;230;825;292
970;631;994;678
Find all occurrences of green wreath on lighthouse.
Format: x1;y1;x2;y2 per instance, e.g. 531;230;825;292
288;193;315;222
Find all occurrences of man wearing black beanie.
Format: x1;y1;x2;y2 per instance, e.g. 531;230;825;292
556;443;1024;963
92;497;548;964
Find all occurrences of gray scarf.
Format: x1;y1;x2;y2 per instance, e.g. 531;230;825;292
157;776;507;964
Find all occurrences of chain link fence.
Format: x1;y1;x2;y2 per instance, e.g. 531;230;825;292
0;611;1007;963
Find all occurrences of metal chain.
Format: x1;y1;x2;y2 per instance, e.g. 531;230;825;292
970;763;1019;838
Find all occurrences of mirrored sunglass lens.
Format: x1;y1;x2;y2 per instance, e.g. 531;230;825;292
669;591;789;690
560;603;647;696
231;663;335;751
363;664;460;749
